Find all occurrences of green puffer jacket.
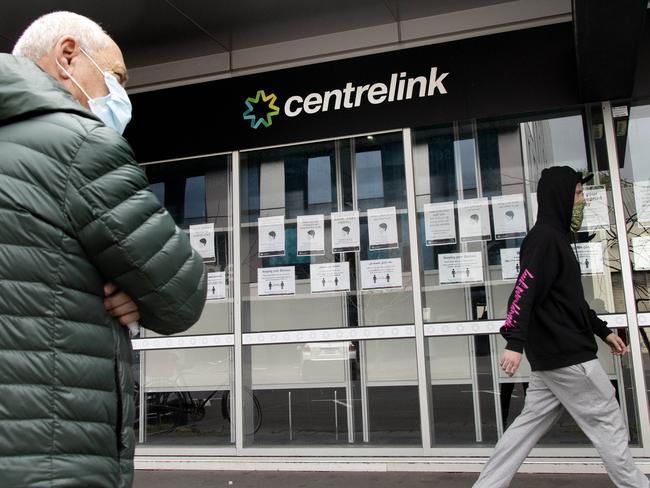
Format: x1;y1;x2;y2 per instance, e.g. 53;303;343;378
0;54;207;487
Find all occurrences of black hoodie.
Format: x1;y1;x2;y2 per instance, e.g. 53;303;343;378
500;166;612;371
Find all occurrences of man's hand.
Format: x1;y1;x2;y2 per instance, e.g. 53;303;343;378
500;349;523;377
606;333;628;356
104;282;140;326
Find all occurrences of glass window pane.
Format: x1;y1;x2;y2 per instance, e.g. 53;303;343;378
144;155;233;336
427;336;497;445
184;176;206;220
617;102;650;442
413;113;626;326
307;156;333;205
413;109;637;447
240;132;413;333
357;150;384;200
242;338;420;446
136;347;233;446
620;104;650;311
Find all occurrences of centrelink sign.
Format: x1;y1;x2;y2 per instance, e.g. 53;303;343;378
243;67;449;129
128;23;575;161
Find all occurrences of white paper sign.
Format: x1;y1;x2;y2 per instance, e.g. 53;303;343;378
258;216;285;257
634;181;650;224
360;258;403;289
438;252;484;285
423;202;456;246
207;272;226;300
572;242;604;274
529;192;538;228
310;262;350;293
581;185;610;230
492;194;527;239
258;266;296;296
500;248;521;280
189;223;215;262
367;207;399;250
458;198;491;242
331;211;360;253
297;214;325;256
632;236;650;271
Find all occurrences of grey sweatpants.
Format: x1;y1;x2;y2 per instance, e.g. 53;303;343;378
474;359;649;488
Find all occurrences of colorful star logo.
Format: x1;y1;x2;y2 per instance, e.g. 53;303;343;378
243;90;280;129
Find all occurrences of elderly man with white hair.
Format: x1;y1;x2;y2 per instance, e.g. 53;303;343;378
0;11;207;487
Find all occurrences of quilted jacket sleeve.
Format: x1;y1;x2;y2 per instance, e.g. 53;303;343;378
64;125;207;335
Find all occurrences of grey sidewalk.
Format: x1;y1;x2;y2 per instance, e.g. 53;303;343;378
134;470;623;487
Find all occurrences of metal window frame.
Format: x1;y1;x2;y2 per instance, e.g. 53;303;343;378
232;150;245;449
403;128;434;449
134;112;650;462
602;101;650;454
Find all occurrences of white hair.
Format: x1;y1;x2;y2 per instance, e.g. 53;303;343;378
12;11;112;60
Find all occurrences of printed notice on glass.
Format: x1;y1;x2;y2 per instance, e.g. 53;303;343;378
331;210;360;253
529;192;538;227
632;236;650;271
492;194;527;239
438;252;484;285
258;266;295;296
458;198;491;242
206;272;226;300
423;202;456;246
634;181;650;224
297;214;325;256
189;223;215;263
310;262;350;293
581;185;610;230
258;215;285;257
367;207;399;250
500;248;521;281
360;258;403;290
572;242;604;275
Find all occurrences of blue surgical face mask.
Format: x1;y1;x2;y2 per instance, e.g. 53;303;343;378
56;48;132;135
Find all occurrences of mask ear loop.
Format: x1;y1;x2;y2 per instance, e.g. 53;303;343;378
55;58;92;102
80;47;106;76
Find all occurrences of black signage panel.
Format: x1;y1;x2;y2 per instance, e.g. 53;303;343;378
126;22;578;162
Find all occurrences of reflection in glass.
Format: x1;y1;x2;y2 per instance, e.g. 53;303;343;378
618;104;650;447
357;150;384;200
144;155;233;336
427;336;497;445
242;339;420;446
639;327;650;412
414;110;635;447
414;113;625;326
136;347;234;446
621;104;650;310
240;133;413;333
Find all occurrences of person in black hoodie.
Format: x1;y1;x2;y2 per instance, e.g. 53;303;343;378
473;166;649;488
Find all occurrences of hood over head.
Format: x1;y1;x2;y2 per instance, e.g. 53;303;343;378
535;165;582;233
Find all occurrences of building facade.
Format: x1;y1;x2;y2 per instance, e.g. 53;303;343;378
126;4;650;473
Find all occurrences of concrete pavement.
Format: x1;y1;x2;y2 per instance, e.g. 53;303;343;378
134;470;622;487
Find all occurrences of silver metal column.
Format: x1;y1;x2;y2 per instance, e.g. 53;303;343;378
349;137;365;443
469;120;485;443
489;335;505;437
602;101;650;453
232;150;245;450
138;351;146;444
402;128;434;449
227;155;237;445
468;335;483;442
